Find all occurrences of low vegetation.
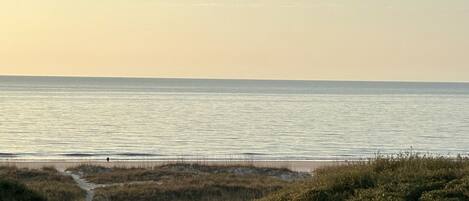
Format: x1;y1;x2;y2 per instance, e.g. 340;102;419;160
0;166;85;201
260;154;469;201
68;163;309;201
3;155;469;201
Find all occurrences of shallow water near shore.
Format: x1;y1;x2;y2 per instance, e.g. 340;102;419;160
1;76;469;160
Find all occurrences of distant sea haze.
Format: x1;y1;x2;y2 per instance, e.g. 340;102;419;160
1;76;469;160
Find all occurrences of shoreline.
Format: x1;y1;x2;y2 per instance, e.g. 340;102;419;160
0;159;348;172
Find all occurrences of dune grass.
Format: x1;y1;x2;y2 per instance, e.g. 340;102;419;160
67;163;309;184
260;154;469;201
0;166;85;201
93;174;286;201
68;163;309;201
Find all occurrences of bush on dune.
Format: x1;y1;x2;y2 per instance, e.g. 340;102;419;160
0;166;85;201
0;179;46;201
260;154;469;201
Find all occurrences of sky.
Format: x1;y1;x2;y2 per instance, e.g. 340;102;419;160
1;0;468;81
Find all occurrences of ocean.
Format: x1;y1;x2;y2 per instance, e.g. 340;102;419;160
1;76;468;161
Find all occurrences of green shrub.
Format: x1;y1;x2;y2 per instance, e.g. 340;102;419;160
0;179;46;201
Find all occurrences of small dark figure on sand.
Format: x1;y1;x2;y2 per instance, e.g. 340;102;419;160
106;157;110;162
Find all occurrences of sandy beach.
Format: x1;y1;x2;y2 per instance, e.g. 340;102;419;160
0;160;346;172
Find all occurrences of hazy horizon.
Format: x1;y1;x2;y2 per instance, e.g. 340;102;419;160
1;0;469;82
2;74;469;83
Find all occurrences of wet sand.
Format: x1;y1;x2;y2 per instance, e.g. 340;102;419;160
0;160;347;172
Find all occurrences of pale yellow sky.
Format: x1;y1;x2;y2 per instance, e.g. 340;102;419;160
1;0;468;81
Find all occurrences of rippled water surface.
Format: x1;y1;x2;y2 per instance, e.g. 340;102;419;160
1;76;469;160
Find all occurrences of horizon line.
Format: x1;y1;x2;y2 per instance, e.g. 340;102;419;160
1;74;468;84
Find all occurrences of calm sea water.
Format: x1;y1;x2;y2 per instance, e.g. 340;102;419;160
1;76;469;161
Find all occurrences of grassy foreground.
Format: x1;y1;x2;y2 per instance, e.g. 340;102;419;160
2;156;469;201
261;154;469;201
0;166;85;201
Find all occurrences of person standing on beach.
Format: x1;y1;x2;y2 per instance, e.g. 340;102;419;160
106;157;110;162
